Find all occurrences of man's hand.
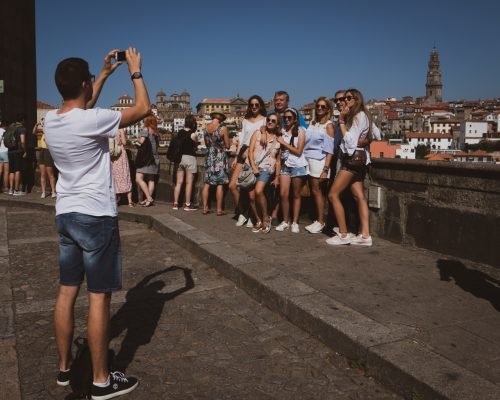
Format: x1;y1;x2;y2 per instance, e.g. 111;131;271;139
126;47;142;74
102;49;122;77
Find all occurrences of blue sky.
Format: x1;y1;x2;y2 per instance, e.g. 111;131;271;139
36;0;500;109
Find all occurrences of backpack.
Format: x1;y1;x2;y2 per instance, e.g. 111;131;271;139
166;132;186;164
69;337;93;398
109;137;122;158
4;123;20;149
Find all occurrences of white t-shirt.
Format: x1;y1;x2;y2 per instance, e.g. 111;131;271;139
44;108;121;216
0;128;6;152
241;117;266;147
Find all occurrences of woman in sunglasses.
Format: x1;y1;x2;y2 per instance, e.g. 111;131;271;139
275;108;307;233
303;97;335;234
229;95;267;228
247;113;281;233
327;88;373;246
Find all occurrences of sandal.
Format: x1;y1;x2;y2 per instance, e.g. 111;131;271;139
139;200;147;206
202;208;212;215
128;202;136;207
261;222;271;234
216;210;226;216
252;221;263;233
142;199;154;207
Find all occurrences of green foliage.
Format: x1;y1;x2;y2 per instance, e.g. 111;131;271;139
415;144;430;159
465;140;500;152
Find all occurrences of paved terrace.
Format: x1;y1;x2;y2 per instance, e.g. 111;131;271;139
1;193;500;400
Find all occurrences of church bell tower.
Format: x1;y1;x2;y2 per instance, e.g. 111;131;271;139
425;47;443;104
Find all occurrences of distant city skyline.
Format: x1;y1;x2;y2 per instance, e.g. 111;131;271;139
36;0;500;109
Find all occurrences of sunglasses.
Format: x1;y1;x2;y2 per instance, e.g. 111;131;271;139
333;97;345;103
250;103;260;108
267;118;278;124
88;74;96;83
345;95;355;101
316;104;327;110
284;116;294;121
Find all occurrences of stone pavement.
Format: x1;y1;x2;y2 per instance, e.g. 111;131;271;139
2;193;500;399
0;204;401;400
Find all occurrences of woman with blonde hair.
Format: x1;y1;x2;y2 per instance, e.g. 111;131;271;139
327;88;373;246
303;97;335;234
135;114;160;207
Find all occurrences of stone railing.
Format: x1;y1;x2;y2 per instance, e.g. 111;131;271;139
367;159;500;267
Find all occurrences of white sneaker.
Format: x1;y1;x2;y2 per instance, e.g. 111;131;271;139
307;221;325;234
275;221;289;232
13;190;26;196
51;192;57;198
41;192;47;199
291;223;300;233
305;221;318;232
351;234;373;247
326;234;351;245
245;219;254;228
235;214;247;227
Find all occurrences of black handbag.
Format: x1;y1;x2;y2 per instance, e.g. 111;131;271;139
342;149;367;169
135;137;155;168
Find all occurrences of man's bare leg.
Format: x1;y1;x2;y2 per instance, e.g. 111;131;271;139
88;292;112;383
54;285;80;370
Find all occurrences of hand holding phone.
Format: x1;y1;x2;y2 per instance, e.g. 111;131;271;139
116;51;126;62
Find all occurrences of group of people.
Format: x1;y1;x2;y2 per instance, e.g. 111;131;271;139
174;90;380;246
0;114;48;196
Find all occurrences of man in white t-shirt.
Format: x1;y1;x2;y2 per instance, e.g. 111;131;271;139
44;48;150;399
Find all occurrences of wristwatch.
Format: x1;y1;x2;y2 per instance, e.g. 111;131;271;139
130;72;143;80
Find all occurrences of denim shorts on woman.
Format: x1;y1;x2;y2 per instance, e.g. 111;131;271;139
55;212;121;293
0;151;8;163
256;169;272;183
281;165;307;178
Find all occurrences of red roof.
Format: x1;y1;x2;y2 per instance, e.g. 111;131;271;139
405;132;452;139
425;153;453;161
37;100;56;109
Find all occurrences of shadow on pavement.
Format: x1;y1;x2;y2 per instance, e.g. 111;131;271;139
437;259;500;311
109;266;194;371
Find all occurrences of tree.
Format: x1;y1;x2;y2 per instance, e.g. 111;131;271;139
415;144;430;159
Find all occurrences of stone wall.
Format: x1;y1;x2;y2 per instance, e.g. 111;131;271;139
368;159;500;267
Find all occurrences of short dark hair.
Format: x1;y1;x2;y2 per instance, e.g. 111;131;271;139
334;89;346;98
274;90;289;102
55;57;91;100
184;114;197;131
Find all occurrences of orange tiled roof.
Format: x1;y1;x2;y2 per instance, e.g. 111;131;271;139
425;153;453;161
37;100;56;109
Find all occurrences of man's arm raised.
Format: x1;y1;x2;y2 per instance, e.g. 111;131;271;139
119;47;151;128
86;49;121;109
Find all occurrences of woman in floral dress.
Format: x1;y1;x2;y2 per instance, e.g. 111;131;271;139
202;112;229;215
111;129;134;206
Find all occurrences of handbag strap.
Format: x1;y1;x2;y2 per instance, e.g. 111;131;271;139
256;134;278;167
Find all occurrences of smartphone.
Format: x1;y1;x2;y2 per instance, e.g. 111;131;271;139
116;51;126;62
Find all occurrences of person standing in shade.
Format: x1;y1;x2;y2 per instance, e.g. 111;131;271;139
172;114;199;211
229;95;266;227
44;47;150;399
327;88;374;246
7;114;27;196
0;120;10;193
202;112;230;215
111;128;134;207
135;114;160;207
303;97;335;234
35;118;57;198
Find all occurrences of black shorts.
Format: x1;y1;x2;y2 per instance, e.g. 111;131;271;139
39;148;54;167
8;151;23;173
340;159;367;181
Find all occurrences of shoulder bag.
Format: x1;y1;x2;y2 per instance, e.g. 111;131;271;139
237;137;277;189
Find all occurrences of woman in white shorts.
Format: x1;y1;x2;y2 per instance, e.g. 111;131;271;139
173;115;199;211
303;97;335;234
275;108;307;233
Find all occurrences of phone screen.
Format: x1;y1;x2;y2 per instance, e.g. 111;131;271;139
116;51;126;62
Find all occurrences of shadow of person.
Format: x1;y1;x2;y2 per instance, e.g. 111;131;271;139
109;266;194;372
437;259;500;312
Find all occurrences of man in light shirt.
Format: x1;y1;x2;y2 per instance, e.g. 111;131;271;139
44;48;150;399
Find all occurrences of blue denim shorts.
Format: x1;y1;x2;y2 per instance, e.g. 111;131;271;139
256;169;272;183
55;212;121;293
281;165;307;178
